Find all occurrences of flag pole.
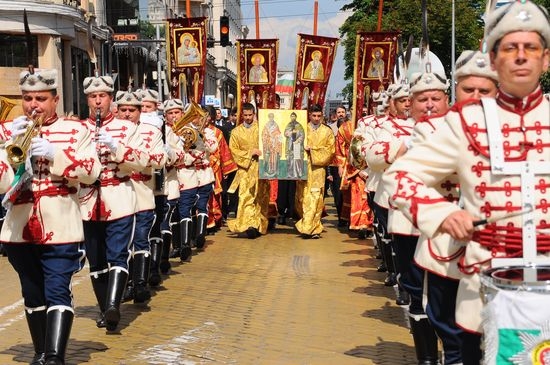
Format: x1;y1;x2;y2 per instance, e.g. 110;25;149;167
377;0;384;31
255;0;260;38
186;0;191;18
313;0;318;35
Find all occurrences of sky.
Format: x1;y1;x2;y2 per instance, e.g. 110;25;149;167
240;0;354;99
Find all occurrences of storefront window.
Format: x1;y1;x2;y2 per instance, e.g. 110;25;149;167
0;34;38;67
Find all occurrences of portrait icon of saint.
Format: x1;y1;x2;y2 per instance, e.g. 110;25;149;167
366;46;385;78
261;112;282;177
177;32;201;66
248;53;268;84
302;50;325;81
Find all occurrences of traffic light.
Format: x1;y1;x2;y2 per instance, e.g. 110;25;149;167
220;16;230;47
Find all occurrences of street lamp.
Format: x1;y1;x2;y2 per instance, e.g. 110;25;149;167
227;93;234;108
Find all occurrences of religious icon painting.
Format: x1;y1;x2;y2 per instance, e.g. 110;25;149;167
245;49;271;85
300;45;330;83
361;42;393;81
258;109;308;180
173;27;203;67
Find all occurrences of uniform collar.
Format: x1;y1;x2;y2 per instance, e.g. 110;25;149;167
496;86;543;113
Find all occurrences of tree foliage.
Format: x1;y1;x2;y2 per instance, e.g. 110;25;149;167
337;0;550;98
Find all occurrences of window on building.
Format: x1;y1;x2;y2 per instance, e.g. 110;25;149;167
0;34;38;67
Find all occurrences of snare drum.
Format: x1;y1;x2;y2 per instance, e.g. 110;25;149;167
480;266;550;365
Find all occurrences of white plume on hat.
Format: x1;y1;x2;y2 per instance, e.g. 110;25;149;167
163;99;184;112
19;69;58;92
138;88;159;103
455;50;498;82
409;71;449;94
83;76;114;95
115;90;142;106
484;0;550;53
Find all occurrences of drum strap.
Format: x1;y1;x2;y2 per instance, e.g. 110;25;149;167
482;98;550;267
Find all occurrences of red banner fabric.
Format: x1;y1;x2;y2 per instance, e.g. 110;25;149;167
166;17;207;103
352;31;400;124
236;38;279;122
291;33;339;111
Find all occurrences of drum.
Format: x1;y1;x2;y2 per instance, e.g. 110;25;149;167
480;265;550;365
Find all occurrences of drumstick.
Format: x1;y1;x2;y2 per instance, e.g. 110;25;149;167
473;207;533;227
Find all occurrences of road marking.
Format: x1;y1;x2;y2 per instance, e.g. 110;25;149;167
132;321;236;364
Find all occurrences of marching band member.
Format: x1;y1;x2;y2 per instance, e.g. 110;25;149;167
80;84;147;332
368;69;450;364
294;104;335;239
175;103;217;261
126;88;167;302
227;103;270;239
2;69;100;365
382;2;550;362
154;98;184;278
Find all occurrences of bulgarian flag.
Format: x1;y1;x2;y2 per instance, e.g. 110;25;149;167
276;72;294;94
482;289;550;364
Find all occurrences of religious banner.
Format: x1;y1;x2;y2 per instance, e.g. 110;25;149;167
352;31;400;124
166;17;207;103
291;33;339;111
258;109;308;180
236;38;279;122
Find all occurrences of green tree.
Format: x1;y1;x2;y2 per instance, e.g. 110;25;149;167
338;0;485;100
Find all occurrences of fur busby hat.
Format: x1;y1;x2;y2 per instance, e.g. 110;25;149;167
163;99;184;112
455;50;498;82
83;76;115;95
409;71;449;95
114;90;142;106
19;69;58;92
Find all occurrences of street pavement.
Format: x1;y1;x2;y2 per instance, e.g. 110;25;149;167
0;209;416;364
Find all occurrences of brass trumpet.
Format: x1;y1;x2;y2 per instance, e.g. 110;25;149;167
173;101;207;150
6;110;43;166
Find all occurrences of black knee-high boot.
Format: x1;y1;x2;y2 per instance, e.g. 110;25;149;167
90;270;108;328
104;267;129;332
195;213;208;249
44;306;74;365
149;237;163;286
133;252;151;303
180;218;192;262
410;316;440;365
26;308;47;365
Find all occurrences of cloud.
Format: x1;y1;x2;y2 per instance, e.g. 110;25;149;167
245;11;349;97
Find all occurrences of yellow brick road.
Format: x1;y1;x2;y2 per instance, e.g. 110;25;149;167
0;216;415;364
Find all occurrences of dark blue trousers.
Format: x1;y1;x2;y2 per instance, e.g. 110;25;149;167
178;184;213;219
392;234;424;315
132;210;155;252
5;243;85;308
426;272;463;364
84;215;135;273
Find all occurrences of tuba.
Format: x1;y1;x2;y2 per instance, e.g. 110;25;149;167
6;110;43;167
173;101;207;150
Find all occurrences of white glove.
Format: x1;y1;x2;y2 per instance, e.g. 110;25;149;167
10;116;31;138
30;137;56;161
98;130;118;152
403;136;413;150
164;143;175;160
140;112;164;129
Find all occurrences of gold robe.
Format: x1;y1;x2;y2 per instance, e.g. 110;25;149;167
295;123;335;235
227;121;270;234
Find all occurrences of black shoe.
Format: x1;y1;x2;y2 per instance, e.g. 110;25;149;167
246;227;260;239
337;220;347;227
384;272;397;287
96;313;106;328
365;230;374;239
377;263;387;272
277;216;286;225
267;218;276;231
396;288;411;306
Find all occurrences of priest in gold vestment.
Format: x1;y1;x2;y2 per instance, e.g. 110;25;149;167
227;103;270;238
295;104;335;239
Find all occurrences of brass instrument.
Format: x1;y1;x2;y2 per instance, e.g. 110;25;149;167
6;110;43;166
349;136;368;170
0;96;16;121
172;101;207;150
